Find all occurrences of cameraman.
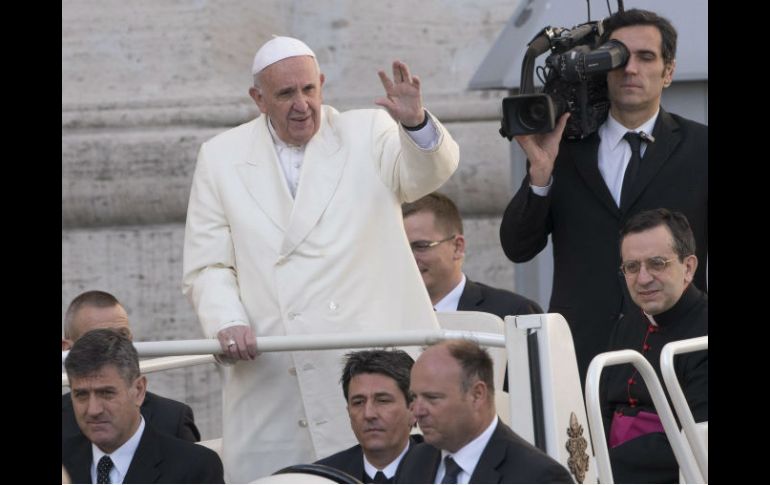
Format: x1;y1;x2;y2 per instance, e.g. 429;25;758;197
499;8;707;390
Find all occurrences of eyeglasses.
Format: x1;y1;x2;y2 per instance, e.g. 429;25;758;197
409;234;456;252
620;256;674;276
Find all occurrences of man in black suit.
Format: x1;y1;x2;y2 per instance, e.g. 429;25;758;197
316;350;422;483
403;192;542;317
62;329;223;483
500;8;707;383
62;291;200;443
398;339;573;483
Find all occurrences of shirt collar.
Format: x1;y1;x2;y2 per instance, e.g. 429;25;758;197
363;439;411;480
440;415;498;481
92;416;145;484
433;274;467;312
600;109;660;151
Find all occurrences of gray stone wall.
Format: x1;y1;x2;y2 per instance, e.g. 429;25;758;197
63;0;523;440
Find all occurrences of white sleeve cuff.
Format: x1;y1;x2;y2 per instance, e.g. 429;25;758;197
404;116;439;150
529;176;553;197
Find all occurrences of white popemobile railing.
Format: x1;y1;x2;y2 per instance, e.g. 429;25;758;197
661;336;708;482
62;313;640;483
584;349;705;484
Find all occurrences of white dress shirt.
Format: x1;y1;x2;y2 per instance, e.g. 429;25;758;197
597;111;658;207
91;416;145;484
363;439;412;481
434;416;499;484
433;274;467;312
530;110;659;205
267;111;440;199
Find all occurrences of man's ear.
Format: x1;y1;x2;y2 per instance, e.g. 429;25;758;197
470;380;489;407
453;235;466;260
662;59;676;88
62;338;73;351
249;86;265;113
683;254;698;285
133;375;148;407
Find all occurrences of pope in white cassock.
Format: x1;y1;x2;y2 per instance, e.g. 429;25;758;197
182;36;459;482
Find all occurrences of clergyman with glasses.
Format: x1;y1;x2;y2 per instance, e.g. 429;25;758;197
600;208;707;483
402;192;542;316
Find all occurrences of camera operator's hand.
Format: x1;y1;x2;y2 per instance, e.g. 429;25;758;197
515;113;570;187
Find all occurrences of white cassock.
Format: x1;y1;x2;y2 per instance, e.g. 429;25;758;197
182;104;459;482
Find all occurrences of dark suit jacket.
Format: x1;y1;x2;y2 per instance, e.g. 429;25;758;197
62;422;224;483
62;391;201;443
458;279;543;318
397;421;573;483
500;109;707;381
316;434;423;483
458;279;542;391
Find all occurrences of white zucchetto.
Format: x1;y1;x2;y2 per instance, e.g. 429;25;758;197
251;36;316;75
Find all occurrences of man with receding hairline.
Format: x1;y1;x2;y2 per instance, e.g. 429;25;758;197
398;340;572;483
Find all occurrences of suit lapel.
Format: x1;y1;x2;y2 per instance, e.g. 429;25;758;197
621;109;682;212
280;107;345;256
349;446;365;482
569;133;620;217
458;280;483;310
65;436;94;484
124;426;162;483
469;422;506;484
236;116;293;231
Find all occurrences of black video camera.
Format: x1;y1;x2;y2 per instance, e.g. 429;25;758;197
500;21;629;140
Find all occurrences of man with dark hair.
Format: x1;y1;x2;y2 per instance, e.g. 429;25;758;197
500;7;708;384
62;290;201;443
403;192;542;317
398;340;573;483
601;209;707;483
316;350;422;483
62;329;223;483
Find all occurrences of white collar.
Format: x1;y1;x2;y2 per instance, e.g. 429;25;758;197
601;110;659;151
363;439;411;480
433;274;467;312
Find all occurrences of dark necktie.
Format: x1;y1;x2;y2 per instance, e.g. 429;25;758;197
620;131;643;209
97;455;114;484
371;471;390;484
441;456;463;484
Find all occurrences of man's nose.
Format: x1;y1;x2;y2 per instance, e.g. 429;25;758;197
411;398;425;417
624;56;639;74
636;264;655;284
292;95;309;112
363;400;378;419
86;395;104;416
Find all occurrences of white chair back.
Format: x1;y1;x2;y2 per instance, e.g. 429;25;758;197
585;349;704;484
661;336;708;482
506;313;597;484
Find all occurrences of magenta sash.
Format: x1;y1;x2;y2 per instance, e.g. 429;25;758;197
609;410;666;448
